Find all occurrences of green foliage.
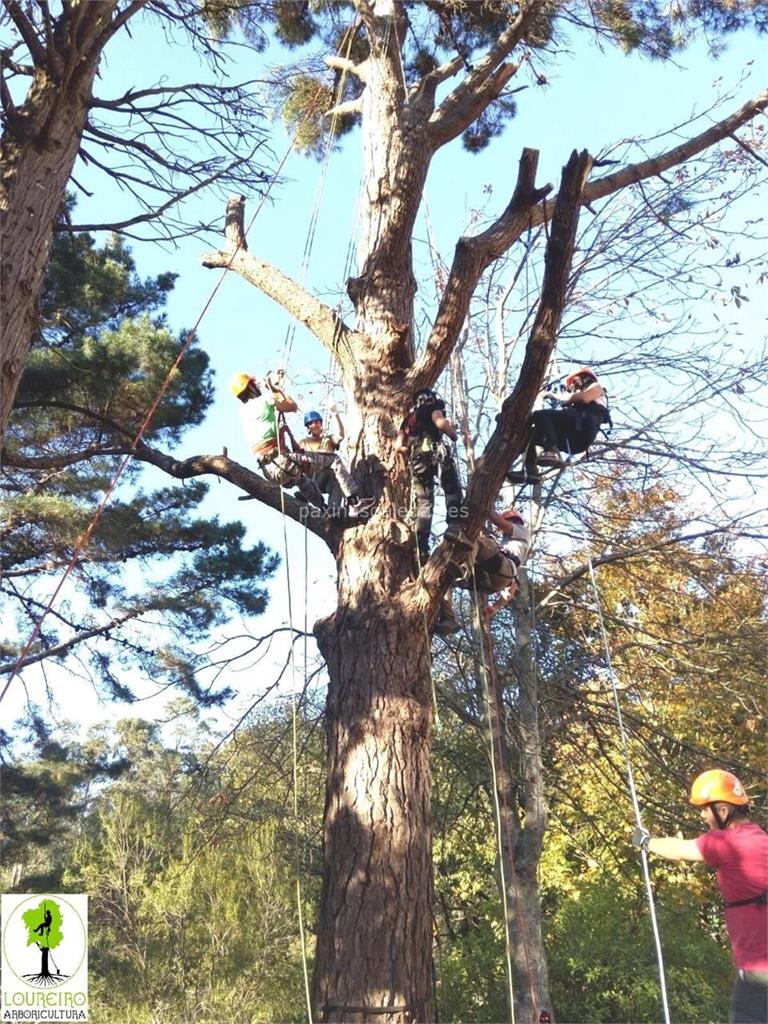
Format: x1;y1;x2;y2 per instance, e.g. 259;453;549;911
262;0;766;162
545;871;731;1023
1;718;129;892
22;899;64;952
59;715;322;1023
278;72;358;157
1;228;277;704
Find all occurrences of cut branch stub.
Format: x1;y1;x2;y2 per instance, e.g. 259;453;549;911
201;197;363;365
225;194;247;252
414;147;552;388
422;148;593;597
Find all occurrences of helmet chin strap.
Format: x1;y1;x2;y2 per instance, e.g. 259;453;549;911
710;802;735;829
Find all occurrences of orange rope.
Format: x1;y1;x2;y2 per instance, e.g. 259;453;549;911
1;57;343;705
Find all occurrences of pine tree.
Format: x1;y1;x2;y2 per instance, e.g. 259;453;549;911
1;225;277;703
189;5;766;1018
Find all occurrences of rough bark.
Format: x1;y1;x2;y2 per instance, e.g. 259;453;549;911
0;1;125;442
313;564;435;1023
197;5;768;1019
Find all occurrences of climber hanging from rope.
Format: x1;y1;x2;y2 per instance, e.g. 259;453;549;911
632;769;768;1024
435;507;532;634
397;387;468;565
507;366;611;485
231;371;373;519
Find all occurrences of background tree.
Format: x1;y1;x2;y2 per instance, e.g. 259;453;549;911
0;0;289;438
1;224;277;699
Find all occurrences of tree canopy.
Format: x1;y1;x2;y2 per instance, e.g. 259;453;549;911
1;225;277;703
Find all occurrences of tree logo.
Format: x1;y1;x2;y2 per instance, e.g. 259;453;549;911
1;894;88;1019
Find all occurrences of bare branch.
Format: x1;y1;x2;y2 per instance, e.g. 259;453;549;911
2;445;128;471
201;196;364;361
428;4;538;146
540;521;758;605
529;88;768;228
129;442;339;550
420;149;593;603
414;147;552;386
325;54;365;79
324;96;363;119
0;608;142;676
60;164;240;234
429;61;520;147
2;0;47;66
93;0;150;48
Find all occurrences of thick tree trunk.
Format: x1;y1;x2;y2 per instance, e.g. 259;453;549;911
0;3;117;441
313;538;435;1024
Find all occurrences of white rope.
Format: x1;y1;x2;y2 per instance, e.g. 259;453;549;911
470;575;517;1024
571;462;671;1024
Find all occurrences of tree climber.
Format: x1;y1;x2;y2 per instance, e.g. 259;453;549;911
483;507;532;619
33;907;52;938
435;508;532;634
632;769;768;1024
397;388;467;564
507;367;610;485
231;372;372;517
300;406;347;504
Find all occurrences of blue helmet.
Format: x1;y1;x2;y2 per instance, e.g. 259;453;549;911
304;410;323;427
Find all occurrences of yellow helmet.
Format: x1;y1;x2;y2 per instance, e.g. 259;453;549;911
230;372;255;398
689;769;748;807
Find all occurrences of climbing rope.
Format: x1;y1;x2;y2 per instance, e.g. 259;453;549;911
282;20;359;366
469;570;519;1024
276;422;314;1024
569;460;672;1024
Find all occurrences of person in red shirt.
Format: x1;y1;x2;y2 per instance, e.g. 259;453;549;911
633;769;768;1023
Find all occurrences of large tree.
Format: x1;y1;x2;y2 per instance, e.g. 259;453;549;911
6;2;767;1020
193;5;765;1020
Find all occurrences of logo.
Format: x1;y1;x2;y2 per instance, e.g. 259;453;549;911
1;894;88;1021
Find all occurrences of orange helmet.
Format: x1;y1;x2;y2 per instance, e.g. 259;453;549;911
500;507;524;524
565;366;597;390
689;769;749;807
230;372;256;398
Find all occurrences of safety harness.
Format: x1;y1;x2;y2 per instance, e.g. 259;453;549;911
723;890;768;910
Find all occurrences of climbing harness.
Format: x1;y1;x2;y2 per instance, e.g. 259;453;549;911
723;889;768;909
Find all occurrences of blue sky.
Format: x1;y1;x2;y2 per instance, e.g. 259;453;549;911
7;13;767;732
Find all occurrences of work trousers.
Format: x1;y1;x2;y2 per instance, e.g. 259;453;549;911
302;450;357;500
410;448;463;562
525;402;607;473
257;450;327;507
731;969;768;1024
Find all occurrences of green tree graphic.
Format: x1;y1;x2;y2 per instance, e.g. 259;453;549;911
21;899;67;986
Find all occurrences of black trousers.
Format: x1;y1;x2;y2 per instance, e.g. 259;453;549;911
410;451;463;561
731;969;768;1024
525;402;607;473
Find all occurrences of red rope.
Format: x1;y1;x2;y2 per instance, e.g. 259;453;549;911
1;65;340;705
